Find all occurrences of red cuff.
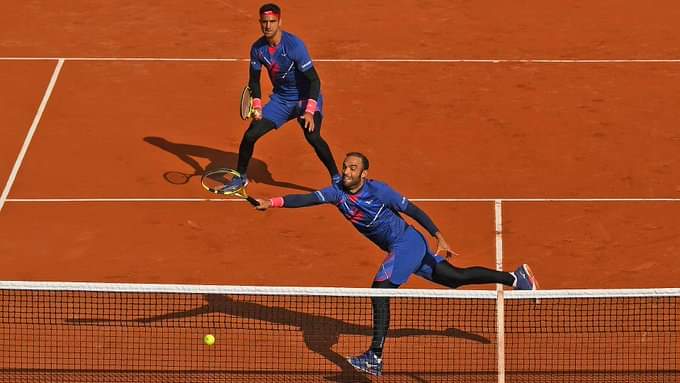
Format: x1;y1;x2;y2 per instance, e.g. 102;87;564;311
252;98;262;109
304;99;317;114
269;197;284;208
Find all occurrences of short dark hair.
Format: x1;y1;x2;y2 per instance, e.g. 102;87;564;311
346;152;369;170
259;3;281;16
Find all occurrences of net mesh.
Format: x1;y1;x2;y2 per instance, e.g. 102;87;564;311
505;293;679;383
0;282;678;383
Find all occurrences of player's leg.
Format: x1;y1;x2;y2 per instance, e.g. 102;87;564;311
236;119;276;176
297;112;340;182
347;231;425;376
369;278;398;357
227;95;289;189
416;253;538;290
432;260;514;288
347;278;397;376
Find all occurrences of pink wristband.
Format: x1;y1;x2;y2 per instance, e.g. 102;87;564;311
269;197;284;208
304;99;317;114
252;98;262;109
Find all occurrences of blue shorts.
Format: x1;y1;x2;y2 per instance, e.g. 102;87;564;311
374;226;445;285
262;93;324;128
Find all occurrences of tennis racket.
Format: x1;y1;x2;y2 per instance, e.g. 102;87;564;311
163;170;201;185
201;168;259;206
240;86;255;120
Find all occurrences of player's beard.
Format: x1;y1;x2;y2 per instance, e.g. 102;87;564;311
342;174;364;192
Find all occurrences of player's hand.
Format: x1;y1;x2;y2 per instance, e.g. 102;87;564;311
301;112;315;132
253;108;263;120
435;233;458;258
255;199;271;211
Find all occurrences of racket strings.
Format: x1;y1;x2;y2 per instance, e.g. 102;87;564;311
240;87;253;120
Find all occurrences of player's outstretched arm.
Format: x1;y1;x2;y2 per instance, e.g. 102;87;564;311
255;193;325;211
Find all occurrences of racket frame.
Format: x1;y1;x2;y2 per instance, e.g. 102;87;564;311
240;86;254;120
201;168;259;206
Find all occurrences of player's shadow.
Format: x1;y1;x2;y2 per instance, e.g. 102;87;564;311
143;136;316;192
67;294;491;383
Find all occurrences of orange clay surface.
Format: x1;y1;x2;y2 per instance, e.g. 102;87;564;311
0;2;679;381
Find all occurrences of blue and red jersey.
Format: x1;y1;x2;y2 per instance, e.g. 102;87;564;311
250;31;318;101
315;180;411;251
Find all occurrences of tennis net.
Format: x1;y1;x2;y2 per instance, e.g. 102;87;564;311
0;281;678;383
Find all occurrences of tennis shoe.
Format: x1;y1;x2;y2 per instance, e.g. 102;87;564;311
514;264;539;290
347;350;383;376
219;175;247;193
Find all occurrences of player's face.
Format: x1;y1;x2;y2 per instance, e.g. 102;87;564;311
259;14;281;39
342;156;367;190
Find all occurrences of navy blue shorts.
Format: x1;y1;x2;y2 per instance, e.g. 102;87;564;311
373;226;445;285
262;93;324;128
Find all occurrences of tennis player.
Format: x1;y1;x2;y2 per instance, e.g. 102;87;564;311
255;152;539;376
225;3;339;190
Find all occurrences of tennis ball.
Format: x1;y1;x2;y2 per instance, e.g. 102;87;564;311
203;334;215;346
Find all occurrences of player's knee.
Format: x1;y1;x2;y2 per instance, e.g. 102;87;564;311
433;263;465;288
303;129;324;146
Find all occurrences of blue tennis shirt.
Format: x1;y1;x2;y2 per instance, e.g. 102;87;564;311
250;31;318;101
315;180;411;251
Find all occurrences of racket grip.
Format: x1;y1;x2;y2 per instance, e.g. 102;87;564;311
246;196;260;206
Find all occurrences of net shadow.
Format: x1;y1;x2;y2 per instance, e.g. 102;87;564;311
66;294;491;383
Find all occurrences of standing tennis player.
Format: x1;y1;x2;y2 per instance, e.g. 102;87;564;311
225;3;340;190
254;152;539;376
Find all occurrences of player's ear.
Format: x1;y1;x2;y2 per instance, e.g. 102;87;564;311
361;169;368;180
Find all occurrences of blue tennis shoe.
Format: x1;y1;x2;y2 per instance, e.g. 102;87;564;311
514;264;539;290
219;174;248;192
347;350;383;376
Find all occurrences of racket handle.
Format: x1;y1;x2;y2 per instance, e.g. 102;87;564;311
246;196;260;206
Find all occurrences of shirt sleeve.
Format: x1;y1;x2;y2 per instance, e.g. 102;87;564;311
281;186;339;207
314;186;341;205
289;38;314;73
250;45;262;71
376;182;439;236
404;202;440;236
377;183;409;212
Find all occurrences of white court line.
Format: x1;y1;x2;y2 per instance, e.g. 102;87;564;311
494;200;505;383
2;57;680;63
0;59;64;213
4;197;680;203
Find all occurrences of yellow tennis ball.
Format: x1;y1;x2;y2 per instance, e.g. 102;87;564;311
203;334;215;346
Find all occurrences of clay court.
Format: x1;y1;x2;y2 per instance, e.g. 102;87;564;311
1;1;679;382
